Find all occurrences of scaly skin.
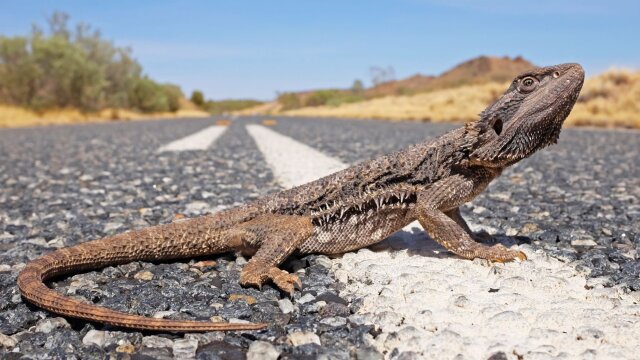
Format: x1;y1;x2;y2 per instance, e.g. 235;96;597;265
18;63;585;332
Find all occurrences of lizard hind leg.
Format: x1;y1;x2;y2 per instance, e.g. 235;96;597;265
232;214;315;296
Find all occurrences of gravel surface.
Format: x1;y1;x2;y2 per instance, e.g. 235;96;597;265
0;116;638;359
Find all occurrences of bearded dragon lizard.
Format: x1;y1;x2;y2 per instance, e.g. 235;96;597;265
18;63;585;332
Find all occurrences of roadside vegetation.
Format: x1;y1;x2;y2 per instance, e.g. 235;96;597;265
237;56;640;129
0;12;208;128
280;70;640;128
203;99;263;115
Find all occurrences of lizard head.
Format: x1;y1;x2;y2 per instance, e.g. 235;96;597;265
469;63;584;167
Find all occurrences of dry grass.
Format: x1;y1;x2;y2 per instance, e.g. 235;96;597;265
0;104;210;128
282;69;640;128
233;101;282;116
567;69;640;128
284;82;506;122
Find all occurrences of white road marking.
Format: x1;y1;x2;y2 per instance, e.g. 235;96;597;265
246;122;639;357
245;124;348;188
246;124;423;231
157;125;227;152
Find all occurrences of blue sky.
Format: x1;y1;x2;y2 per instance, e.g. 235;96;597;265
1;1;639;100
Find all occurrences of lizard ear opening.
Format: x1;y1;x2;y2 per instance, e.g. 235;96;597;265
492;118;503;135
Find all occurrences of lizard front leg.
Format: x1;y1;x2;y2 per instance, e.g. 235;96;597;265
230;214;314;295
444;207;493;243
415;178;526;262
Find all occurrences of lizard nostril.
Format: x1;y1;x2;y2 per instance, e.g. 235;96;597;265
553;71;560;78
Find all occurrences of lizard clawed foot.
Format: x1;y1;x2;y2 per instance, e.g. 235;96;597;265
474;243;527;263
240;263;302;296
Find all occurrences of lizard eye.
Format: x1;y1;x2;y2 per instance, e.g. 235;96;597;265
518;76;538;93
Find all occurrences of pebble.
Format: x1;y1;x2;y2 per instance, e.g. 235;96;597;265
288;331;321;346
571;239;598;247
172;338;198;359
247;340;281;360
320;316;347;327
278;298;295;314
134;270;154;280
297;293;316;304
103;222;123;233
142;335;174;348
0;333;17;348
34;317;70;333
82;330;113;347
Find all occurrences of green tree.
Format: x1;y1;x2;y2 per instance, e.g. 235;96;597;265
190;90;205;107
351;79;364;94
162;84;183;112
277;92;301;110
0;11;183;113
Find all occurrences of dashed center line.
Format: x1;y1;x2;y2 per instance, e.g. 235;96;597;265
157;125;227;152
245;124;348;188
245;124;422;232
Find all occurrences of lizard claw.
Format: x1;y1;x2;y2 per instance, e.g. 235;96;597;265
240;263;302;296
268;268;302;296
480;244;527;263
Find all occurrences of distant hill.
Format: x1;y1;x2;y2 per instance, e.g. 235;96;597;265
271;56;536;111
365;56;535;98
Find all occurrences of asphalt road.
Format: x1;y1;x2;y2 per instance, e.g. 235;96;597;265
0;116;638;359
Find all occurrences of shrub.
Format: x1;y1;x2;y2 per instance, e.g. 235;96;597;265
0;12;183;114
277;92;301;110
190;90;205;107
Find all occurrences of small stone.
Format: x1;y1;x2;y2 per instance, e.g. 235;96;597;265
452;295;470;308
34;317;70;333
521;223;540;234
356;347;384;360
297;293;316;304
278;298;295;314
320;302;350;318
83;330;112;347
79;174;94;181
134;270;154;281
173;338;198;359
602;228;613;236
320;317;347;327
487;352;508;360
314;256;333;269
116;343;136;354
210;316;225;323
306;300;326;313
184;201;210;215
472;206;488;214
228;294;256;305
152;310;177;319
0;264;11;272
288;331;321;346
247;340;281;360
192;260;217;268
142;335;174;348
103;222;123;233
571;239;598;247
228;318;252;324
576;326;605;340
0;333;17;349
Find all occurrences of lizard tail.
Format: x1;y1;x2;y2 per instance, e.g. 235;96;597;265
17;214;266;332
